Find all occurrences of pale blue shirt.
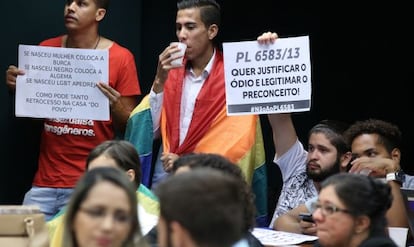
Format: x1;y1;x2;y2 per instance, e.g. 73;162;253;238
233;239;249;247
403;174;414;188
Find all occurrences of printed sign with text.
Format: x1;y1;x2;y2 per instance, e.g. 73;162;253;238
15;44;109;120
223;36;311;115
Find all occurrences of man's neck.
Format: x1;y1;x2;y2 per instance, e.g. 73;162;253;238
314;181;321;192
190;46;215;77
65;32;100;49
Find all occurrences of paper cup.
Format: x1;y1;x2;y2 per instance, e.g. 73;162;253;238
388;227;408;247
170;42;187;67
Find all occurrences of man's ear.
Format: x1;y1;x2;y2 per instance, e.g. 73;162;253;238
340;151;353;171
207;24;218;41
125;169;135;183
96;8;106;22
170;221;194;247
391;148;401;163
354;215;370;234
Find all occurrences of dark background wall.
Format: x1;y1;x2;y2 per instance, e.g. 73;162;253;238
1;1;413;213
140;0;414;216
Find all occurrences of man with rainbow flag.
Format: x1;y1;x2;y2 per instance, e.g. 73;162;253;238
127;0;269;226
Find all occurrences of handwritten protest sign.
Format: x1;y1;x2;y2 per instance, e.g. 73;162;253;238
223;35;311;115
15;45;109;120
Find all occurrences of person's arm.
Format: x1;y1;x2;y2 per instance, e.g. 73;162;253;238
267;113;298;159
5;65;24;92
97;83;137;133
349;156;408;227
257;33;301;158
5;65;44;122
386;180;409;228
274;203;317;235
112;95;138;132
258;32;301;158
152;43;183;94
349;156;400;177
149;43;183;135
149;90;163;137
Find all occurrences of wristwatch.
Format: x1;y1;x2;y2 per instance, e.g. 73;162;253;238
386;170;405;185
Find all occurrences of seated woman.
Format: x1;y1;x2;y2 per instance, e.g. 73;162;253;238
62;166;148;247
48;140;159;245
312;173;397;247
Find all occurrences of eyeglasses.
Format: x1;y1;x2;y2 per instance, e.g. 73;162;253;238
79;206;132;225
310;202;350;217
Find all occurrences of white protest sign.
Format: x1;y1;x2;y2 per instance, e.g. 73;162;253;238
223;35;311;115
16;44;109;120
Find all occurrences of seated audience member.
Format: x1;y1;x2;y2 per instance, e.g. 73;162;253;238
259;32;353;228
174;153;263;247
266;112;352;227
48;140;159;245
145;153;263;247
344;118;414;187
62;167;148;247
344;118;409;228
312;173;397;247
154;168;246;247
274;118;409;234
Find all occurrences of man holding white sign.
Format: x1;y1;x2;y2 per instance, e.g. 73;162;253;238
5;0;141;220
256;33;350;229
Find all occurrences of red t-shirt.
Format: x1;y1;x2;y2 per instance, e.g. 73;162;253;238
33;36;141;187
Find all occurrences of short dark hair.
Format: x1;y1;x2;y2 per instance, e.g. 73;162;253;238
173;153;244;179
309;119;350;155
66;0;109;10
177;0;221;27
177;0;221;47
155;167;245;247
343;118;402;153
86;140;142;188
172;153;255;232
95;0;110;9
